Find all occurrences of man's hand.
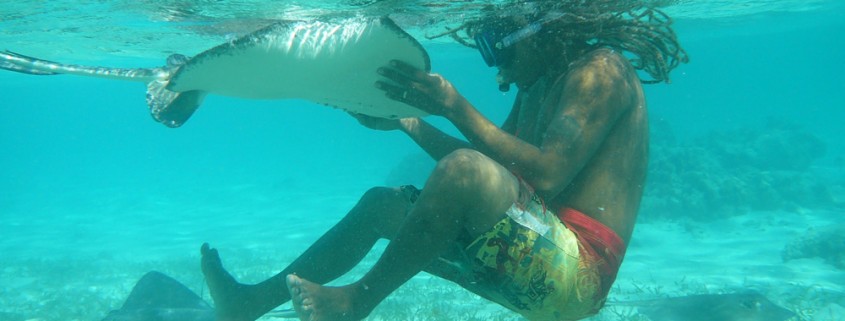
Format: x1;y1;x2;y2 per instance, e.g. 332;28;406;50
349;112;402;131
375;60;468;119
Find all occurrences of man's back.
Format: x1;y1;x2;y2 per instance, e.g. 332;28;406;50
531;48;647;244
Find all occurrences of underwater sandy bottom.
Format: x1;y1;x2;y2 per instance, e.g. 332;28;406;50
1;174;843;321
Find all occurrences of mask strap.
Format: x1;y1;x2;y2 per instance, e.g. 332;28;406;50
500;21;542;48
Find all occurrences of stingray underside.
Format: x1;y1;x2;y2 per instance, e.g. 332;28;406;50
165;17;430;122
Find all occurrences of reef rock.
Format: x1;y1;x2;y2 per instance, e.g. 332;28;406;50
643;120;833;221
782;223;845;269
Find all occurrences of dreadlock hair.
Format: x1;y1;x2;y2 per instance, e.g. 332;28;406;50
429;1;689;84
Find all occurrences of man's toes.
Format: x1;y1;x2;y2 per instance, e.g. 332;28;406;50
201;244;225;277
201;243;219;259
286;275;302;301
286;274;301;289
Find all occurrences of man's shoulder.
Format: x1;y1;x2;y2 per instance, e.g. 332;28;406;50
558;48;642;111
584;47;625;59
572;48;634;74
563;47;638;89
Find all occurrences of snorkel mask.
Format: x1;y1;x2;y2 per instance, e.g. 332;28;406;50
473;11;564;67
474;21;542;67
474;19;543;91
473;13;562;91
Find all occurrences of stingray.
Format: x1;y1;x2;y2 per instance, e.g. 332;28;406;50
0;17;429;128
102;271;296;321
101;271;213;321
614;292;796;321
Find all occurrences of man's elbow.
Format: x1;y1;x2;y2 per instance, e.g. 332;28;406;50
527;174;567;197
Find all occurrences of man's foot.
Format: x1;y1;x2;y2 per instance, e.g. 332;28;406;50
286;274;369;321
201;243;262;321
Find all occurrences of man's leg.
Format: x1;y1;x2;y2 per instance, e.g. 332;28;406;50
287;149;520;321
202;186;412;321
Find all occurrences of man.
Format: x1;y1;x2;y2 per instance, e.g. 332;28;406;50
202;3;687;321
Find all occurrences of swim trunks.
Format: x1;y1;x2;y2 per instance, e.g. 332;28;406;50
462;183;626;321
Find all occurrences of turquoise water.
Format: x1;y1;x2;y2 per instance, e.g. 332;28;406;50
1;1;844;320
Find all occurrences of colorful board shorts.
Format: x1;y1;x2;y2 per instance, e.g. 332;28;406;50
462;184;626;321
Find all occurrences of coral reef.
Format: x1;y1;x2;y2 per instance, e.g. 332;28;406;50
782;223;845;269
643;120;835;221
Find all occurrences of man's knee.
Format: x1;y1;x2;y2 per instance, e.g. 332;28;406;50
432;149;496;189
437;148;486;173
429;149;518;210
354;186;406;216
352;186;411;239
359;186;400;205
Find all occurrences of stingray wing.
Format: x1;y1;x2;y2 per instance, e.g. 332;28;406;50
635;292;796;321
167;17;430;119
101;271;213;321
118;271;211;311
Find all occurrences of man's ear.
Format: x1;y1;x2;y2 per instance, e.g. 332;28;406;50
526;36;546;55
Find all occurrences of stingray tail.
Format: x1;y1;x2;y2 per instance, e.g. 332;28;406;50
0;50;165;82
0;50;61;75
146;80;207;128
2;50;203;128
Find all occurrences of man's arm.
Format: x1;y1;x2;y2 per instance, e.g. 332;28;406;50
456;51;639;197
350;113;470;161
399;95;522;161
398;117;471;161
377;52;637;197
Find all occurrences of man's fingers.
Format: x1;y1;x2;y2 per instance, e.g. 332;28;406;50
389;60;435;83
375;80;404;95
374;79;410;103
388;60;422;75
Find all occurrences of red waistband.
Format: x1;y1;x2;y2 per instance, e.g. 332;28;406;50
558;208;626;298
